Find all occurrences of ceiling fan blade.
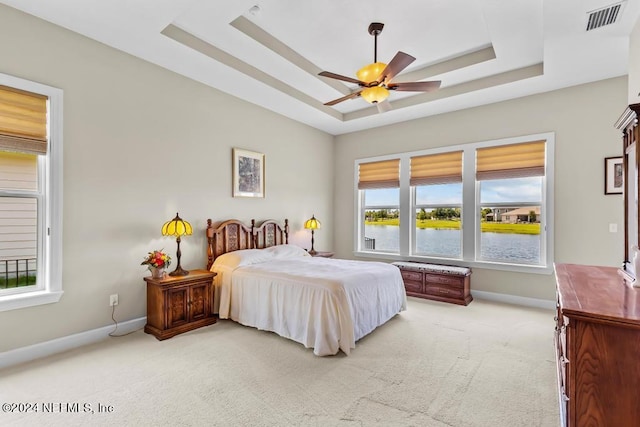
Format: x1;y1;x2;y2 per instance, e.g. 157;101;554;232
387;81;442;92
378;51;416;82
324;91;362;106
318;71;365;86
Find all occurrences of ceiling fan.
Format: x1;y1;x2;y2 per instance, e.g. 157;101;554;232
319;22;441;113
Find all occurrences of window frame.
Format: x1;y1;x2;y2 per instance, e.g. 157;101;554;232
0;72;63;312
354;133;555;274
358;184;401;255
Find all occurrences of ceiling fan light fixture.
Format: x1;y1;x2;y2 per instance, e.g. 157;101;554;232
319;23;437;110
356;62;387;83
361;86;389;104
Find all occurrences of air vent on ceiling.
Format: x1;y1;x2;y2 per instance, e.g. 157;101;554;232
586;2;623;31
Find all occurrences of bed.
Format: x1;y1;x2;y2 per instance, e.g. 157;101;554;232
206;218;407;356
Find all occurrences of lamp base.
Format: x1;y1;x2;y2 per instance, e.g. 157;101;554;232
169;266;189;277
308;249;317;256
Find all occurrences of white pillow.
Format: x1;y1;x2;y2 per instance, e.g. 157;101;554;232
212;248;274;270
263;244;311;259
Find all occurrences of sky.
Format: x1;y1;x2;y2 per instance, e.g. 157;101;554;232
365;177;543;207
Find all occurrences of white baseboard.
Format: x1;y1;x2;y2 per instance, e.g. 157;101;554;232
0;316;147;370
472;290;555;310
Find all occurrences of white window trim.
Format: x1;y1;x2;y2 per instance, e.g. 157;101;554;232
0;72;63;312
354;132;555;275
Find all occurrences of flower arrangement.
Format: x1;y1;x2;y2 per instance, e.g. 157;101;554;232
141;250;171;270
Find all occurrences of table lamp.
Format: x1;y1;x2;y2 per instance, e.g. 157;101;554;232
304;215;321;255
162;212;192;276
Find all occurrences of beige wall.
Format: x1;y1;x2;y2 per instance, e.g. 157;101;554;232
0;3;630;354
0;5;334;352
335;77;627;301
629;17;640;104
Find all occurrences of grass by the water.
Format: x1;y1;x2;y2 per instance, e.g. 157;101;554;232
365;219;540;235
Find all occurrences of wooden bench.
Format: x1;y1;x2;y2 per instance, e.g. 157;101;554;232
392;261;472;305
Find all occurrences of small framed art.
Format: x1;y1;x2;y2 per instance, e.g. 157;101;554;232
604;156;623;195
233;148;265;198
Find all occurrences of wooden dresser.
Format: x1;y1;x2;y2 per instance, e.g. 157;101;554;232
144;269;217;340
554;263;640;427
393;262;472;305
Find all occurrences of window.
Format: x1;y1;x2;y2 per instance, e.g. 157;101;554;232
412;151;463;258
357;159;400;253
0;73;63;312
476;141;546;265
354;134;554;273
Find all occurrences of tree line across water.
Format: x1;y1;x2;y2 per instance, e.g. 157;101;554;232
365;208;540;235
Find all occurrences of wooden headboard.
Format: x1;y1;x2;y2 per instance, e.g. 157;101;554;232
206;218;289;270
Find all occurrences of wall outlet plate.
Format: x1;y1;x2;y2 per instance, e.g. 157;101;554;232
109;294;118;306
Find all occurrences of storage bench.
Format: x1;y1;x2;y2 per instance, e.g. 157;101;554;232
392;261;472;305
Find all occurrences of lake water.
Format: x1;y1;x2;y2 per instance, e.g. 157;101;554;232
364;225;540;264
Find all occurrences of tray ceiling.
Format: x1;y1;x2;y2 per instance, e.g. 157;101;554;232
2;0;639;135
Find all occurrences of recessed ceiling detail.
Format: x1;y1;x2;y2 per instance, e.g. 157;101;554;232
161;24;342;120
163;17;538;123
1;0;638;135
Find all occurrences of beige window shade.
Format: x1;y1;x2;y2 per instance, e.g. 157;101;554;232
358;159;400;189
0;85;48;155
476;140;545;180
411;151;462;185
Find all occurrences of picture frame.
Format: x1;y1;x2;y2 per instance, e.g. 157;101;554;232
604;156;623;195
233;148;265;198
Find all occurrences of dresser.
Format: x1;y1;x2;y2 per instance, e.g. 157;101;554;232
554;263;640;427
392;261;472;305
144;269;217;340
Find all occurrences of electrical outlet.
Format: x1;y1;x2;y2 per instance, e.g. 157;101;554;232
609;223;618;233
109;294;118;306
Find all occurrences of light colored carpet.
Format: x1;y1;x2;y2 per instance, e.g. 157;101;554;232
0;298;558;426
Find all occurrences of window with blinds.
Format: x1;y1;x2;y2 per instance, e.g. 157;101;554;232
0;85;48;155
412;151;463;258
0;74;62;312
477;140;545;265
354;134;553;272
0;86;46;295
411;151;462;185
358;159;400;189
358;158;401;253
476;140;545;180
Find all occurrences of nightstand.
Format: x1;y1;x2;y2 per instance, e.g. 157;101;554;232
144;269;217;340
310;251;334;258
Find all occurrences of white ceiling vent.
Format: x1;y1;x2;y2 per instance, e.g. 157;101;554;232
586;2;624;31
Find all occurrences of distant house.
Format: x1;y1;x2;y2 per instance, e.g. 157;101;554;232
501;206;541;223
485;207;517;222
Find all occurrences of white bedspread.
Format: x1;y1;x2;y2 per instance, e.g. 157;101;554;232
214;257;406;356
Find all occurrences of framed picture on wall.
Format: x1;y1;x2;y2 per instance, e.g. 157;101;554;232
604;156;623;195
233;148;265;198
